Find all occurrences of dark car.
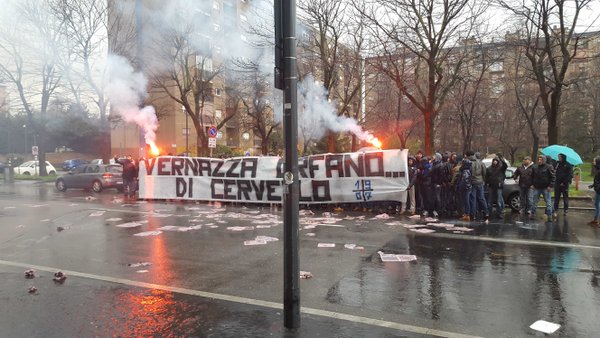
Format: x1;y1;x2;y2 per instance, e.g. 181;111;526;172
62;159;89;171
55;164;123;193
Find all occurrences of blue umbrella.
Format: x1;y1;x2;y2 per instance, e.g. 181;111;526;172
541;145;583;165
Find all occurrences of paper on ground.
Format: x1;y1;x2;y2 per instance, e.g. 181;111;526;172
410;228;436;234
89;211;105;217
227;226;255;231
344;244;364;250
402;224;429;229
318;243;335;248
244;239;267;246
408;215;421;219
128;262;151;267
255;236;278;242
116;221;143;228
529;320;560;334
133;231;162;237
378;251;417;262
374;213;390;219
105;218;123;222
305;233;316;237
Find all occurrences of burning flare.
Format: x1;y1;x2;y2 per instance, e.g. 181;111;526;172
148;142;160;156
369;137;382;149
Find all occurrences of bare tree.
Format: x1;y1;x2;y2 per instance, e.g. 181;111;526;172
0;0;65;175
234;61;281;155
146;25;236;156
299;0;363;152
359;0;487;154
498;0;593;145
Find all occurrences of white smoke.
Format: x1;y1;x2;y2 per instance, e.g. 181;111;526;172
298;75;375;143
105;54;158;146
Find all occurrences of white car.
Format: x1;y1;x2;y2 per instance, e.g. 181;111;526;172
13;161;57;175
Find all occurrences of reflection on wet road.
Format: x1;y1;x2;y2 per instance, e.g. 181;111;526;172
0;182;599;336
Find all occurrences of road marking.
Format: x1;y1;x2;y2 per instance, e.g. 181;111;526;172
413;232;600;250
0;259;481;338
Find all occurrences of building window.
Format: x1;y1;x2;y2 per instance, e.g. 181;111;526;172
239;14;247;22
215;109;223;118
182;128;190;135
242;132;250;141
215;88;222;96
213;1;220;10
213;23;220;32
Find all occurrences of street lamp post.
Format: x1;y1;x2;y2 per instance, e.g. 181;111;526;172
22;124;27;154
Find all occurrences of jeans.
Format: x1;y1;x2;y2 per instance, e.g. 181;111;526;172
470;184;488;217
553;184;569;212
519;187;533;213
531;188;553;216
595;192;600;220
461;188;472;216
487;186;504;216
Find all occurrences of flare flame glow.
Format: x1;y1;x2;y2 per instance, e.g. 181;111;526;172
148;142;160;156
369;137;382;149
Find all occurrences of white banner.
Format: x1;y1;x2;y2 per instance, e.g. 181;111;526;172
138;149;408;204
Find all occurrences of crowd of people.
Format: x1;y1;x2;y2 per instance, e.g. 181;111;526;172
399;150;590;224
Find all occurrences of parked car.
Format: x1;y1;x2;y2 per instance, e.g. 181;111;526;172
13;161;57;175
90;158;116;165
55;164;123;193
62;159;89;171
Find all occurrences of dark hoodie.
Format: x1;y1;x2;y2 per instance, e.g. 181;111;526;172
532;155;555;189
592;158;600;194
485;157;505;188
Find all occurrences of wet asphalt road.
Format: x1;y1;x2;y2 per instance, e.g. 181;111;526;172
0;181;599;337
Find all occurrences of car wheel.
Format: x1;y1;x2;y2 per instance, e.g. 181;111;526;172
55;179;67;192
49;171;56;175
23;172;31;175
507;192;520;211
92;180;103;193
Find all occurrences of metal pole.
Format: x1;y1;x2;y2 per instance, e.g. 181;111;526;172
279;0;300;329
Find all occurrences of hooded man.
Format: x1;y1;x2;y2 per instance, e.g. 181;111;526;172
553;153;573;216
485;156;505;218
513;156;534;215
468;150;489;222
531;155;556;220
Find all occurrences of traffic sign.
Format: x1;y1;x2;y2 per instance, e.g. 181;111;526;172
208;137;217;148
208;125;218;138
31;146;38;156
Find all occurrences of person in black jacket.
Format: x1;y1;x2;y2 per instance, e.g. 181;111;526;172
114;155;137;199
530;155;556;220
486;156;505;218
512;156;534;215
588;158;600;226
553;153;573;216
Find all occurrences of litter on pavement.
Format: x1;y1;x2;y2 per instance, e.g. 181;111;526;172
227;226;255;231
378;251;417;262
53;271;67;283
128;262;152;267
244;239;267;245
317;243;335;248
24;269;35;279
410;228;436;234
115;221;143;228
529;320;561;334
344;244;364;250
28;286;37;294
105;218;123;222
300;271;313;279
133;230;163;237
89;211;105;217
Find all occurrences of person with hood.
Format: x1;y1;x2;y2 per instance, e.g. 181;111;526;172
553;153;573;216
418;156;434;216
443;152;458;216
458;153;473;221
513;156;534;215
114;154;138;199
469;151;489;222
414;150;425;214
404;156;418;215
531;155;556;220
429;152;445;217
485;156;505;219
588;157;600;226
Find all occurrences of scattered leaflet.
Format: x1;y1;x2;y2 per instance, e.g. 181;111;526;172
378;251;417;262
317;243;335;248
133;231;162;237
116;221;143;228
227;226;255;231
410;228;436;234
344;244;364;250
529;320;560;334
374;213;391;219
244;239;267;246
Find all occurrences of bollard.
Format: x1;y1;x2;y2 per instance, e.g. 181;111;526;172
3;159;14;183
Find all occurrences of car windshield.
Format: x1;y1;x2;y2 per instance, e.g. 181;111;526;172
21;161;35;166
